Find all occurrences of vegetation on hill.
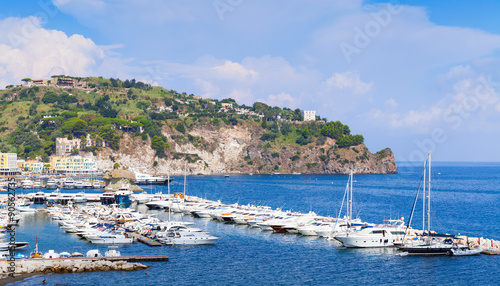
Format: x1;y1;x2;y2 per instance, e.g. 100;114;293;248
0;76;380;163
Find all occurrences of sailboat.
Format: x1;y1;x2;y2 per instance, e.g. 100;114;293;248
397;153;454;255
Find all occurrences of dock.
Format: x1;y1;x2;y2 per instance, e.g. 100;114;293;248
129;233;163;247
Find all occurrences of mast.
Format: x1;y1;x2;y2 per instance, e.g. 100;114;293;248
422;160;426;232
349;170;353;223
183;161;187;197
427;153;431;243
167;172;171;222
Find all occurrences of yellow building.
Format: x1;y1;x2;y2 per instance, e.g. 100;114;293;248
50;156;97;174
18;159;44;172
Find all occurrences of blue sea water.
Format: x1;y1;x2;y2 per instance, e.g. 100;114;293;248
6;162;500;285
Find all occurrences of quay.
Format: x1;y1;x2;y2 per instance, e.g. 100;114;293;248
2;255;169;263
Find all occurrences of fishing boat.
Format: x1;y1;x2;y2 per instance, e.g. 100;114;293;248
397;153;454;255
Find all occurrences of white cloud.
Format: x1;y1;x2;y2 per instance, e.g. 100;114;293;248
257;92;300;109
384;98;398;110
0;16;131;87
324;71;373;94
211;61;259;81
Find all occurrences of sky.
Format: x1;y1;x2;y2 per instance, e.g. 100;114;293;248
1;0;500;162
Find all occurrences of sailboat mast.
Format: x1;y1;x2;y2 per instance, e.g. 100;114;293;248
168;172;171;222
427;153;432;243
349;170;353;222
183;161;187;197
422;160;426;232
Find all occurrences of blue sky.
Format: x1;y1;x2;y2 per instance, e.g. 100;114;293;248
1;0;500;162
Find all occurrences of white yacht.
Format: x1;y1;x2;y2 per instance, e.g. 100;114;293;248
160;230;219;245
59;193;75;205
22;179;34;189
45;178;58;189
74;192;88;203
133;169;172;185
46;189;61;204
87;233;134;244
334;219;407;248
83;180;93;189
43;250;60;259
74;180;84;189
64;178;75;189
92;181;102;189
32;180;43;189
33;191;47;204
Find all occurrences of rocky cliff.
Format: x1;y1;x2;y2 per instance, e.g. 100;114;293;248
91;124;397;176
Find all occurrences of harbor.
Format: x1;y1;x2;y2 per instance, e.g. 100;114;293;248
1;162;499;285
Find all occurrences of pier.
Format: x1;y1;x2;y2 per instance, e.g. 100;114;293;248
6;255;169;262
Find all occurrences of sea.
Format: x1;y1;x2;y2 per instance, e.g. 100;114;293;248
6;162;500;285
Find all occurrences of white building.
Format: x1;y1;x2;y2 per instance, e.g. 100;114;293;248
301;110;316;121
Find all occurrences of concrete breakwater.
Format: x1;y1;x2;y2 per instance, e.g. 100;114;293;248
0;258;150;278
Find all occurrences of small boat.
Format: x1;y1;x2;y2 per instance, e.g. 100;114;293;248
71;252;84;257
59;252;71;258
43;250;60;259
104;246;121;257
451;245;483;256
86;249;102;257
0;241;30;250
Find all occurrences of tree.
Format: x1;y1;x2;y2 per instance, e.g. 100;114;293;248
44;140;55;155
29;104;38;116
113;162;120;169
151;135;170;158
21;78;32;84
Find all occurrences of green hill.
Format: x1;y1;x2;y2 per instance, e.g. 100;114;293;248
0;76;396;174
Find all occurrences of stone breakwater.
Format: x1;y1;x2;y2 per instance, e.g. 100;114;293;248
0;259;150;277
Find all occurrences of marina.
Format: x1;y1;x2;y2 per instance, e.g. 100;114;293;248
1;162;499;285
